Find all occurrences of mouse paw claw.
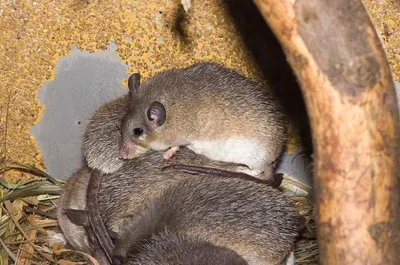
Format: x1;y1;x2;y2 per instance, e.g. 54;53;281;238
163;146;180;160
233;166;262;178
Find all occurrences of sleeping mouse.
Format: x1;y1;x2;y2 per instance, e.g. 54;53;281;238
119;62;288;180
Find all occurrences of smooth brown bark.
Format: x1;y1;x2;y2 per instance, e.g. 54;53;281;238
252;0;400;264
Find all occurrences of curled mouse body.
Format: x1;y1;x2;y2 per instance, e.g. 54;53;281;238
82;90;286;184
119;62;288;180
112;176;304;265
97;147;286;234
59;147;298;265
120;230;248;265
57;167;91;253
56;167;110;264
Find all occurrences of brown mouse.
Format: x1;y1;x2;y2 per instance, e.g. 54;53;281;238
81;94;249;178
119;62;288;180
82;91;284;186
64;165;269;263
111;175;303;265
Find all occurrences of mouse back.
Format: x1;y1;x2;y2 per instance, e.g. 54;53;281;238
95;146;268;228
122;230;248;265
113;176;302;265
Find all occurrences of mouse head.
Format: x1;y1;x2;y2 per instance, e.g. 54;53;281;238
118;73;167;159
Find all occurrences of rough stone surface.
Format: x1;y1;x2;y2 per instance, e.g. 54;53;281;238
364;0;400;80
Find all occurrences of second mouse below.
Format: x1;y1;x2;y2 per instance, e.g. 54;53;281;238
119;61;288;181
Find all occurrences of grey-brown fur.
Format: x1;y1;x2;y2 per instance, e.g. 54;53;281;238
62;87;297;264
56;167;110;264
120;61;288;179
57;167;91;253
57;148;262;262
82;96;129;174
112;176;303;265
122;230;248;265
81;87;258;178
76;92;286;263
161;164;283;188
97;148;268;231
86;169;114;262
58;148;302;265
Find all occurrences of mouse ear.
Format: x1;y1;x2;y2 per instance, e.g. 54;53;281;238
128;73;141;95
108;229;118;244
147;101;166;127
64;209;89;227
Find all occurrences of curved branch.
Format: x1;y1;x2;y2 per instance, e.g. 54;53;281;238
252;0;400;264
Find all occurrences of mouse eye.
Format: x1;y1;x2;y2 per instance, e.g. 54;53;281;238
133;127;144;136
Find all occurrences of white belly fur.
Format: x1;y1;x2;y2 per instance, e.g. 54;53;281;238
187;137;266;173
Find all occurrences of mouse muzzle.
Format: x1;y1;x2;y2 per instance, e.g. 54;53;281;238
118;140;149;159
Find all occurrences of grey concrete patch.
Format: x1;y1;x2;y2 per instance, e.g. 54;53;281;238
277;152;313;189
395;81;400;115
31;43;128;179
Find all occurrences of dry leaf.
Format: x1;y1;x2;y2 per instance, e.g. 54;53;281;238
32;219;58;228
0;215;10;237
57;260;87;265
0;249;9;265
15;227;37;265
21;197;39;206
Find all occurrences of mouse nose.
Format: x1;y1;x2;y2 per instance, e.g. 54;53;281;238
118;147;130;159
118;141;136;159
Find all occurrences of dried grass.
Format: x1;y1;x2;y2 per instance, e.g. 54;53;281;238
0;161;91;265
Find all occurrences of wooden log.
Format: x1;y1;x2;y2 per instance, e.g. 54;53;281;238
252;0;400;264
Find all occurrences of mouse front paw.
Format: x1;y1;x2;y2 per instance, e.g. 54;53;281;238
163;146;180;160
